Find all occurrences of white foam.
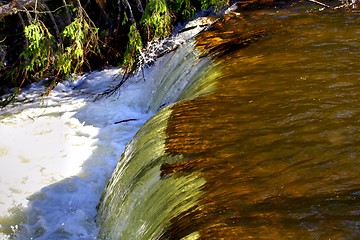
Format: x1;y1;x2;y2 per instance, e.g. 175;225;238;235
0;68;154;239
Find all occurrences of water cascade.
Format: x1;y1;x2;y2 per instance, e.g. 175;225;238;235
97;7;360;240
0;18;214;239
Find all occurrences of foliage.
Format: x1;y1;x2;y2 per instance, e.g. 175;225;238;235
200;0;229;10
170;0;196;19
0;0;230;105
58;18;85;76
21;20;54;78
19;8;99;83
123;23;143;67
57;17;99;77
141;0;172;40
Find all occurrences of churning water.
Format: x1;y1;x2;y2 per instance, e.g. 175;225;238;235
2;4;360;239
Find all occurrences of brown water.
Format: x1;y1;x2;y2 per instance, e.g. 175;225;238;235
98;6;360;239
162;7;360;239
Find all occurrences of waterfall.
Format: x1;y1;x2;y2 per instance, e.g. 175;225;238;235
97;8;360;240
96;36;219;240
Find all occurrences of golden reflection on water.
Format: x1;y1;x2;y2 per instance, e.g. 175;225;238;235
162;8;360;239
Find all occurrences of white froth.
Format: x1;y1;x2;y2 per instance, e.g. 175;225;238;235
0;68;153;239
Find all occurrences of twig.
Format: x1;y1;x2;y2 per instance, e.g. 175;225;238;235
123;0;136;24
34;0;38;19
41;2;62;45
114;118;138;124
93;66;135;101
307;0;333;8
12;4;73;14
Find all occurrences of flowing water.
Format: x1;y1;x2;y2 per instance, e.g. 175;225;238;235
0;32;211;238
1;4;360;240
97;6;360;240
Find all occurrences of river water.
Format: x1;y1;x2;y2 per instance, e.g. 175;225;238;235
2;3;360;240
